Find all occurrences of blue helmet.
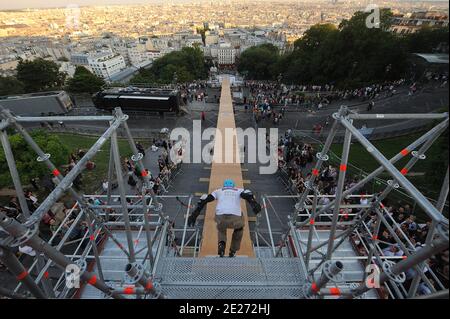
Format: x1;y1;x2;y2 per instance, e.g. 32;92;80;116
223;179;236;188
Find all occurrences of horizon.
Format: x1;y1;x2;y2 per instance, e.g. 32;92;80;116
1;0;449;11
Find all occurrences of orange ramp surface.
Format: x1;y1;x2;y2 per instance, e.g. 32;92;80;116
199;77;255;258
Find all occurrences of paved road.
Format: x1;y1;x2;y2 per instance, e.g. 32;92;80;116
23;84;448;140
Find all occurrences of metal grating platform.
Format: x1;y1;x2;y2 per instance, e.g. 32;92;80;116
154;257;307;299
80;231;158;299
297;229;367;282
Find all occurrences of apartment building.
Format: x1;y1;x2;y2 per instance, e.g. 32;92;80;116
391;11;449;34
88;53;126;80
217;43;236;65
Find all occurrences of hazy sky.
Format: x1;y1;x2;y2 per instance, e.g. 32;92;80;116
0;0;446;10
0;0;161;10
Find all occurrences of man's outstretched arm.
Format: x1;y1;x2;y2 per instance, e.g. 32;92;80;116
188;194;215;226
240;190;262;215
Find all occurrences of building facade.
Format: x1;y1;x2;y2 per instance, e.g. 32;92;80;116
218;43;236;65
391;11;449;34
88;53;126;80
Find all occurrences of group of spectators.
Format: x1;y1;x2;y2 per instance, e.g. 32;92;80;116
0;186;88;259
0;142;104;251
253;104;286;125
277;130;316;194
245;79;412;134
276;129;448;296
122;138;182;196
422;71;448;88
178;81;209;105
243;79;409;114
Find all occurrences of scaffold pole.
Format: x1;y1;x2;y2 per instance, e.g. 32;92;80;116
0;246;47;299
0;212;122;299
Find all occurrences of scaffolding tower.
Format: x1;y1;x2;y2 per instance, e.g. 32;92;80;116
0;104;448;299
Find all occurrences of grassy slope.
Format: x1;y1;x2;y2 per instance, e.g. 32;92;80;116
55;133;135;194
329;132;449;213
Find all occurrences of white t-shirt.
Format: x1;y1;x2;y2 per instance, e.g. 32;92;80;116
211;187;244;216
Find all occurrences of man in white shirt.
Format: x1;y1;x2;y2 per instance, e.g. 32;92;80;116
188;179;261;257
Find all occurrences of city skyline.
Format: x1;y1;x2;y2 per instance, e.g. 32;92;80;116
1;0;448;11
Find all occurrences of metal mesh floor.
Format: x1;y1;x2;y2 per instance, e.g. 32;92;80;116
154;257;307;299
297;229;367;282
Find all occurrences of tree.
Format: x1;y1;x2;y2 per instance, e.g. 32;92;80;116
129;70;156;85
0;130;69;188
237;44;280;80
0;76;25;96
66;66;105;94
130;47;208;84
403;26;449;53
294;24;338;52
16;58;66;93
271;9;409;87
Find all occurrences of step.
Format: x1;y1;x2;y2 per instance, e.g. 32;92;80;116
155;257;306;286
154;257;307;299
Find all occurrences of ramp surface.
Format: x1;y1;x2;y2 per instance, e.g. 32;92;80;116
199;77;254;257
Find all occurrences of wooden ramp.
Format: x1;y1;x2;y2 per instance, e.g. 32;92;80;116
199;77;255;258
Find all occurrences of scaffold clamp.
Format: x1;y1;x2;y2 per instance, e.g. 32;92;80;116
9;222;38;248
411;151;426;160
387;180;400;189
37;153;51;162
301;283;317;299
316;152;329;161
321;260;344;283
151;202;163;212
124;262;145;285
382;260;406;284
131;153;144;162
295;202;305;212
304;180;316;191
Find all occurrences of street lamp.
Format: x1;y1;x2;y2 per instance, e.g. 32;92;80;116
277;73;283;90
172;71;178;88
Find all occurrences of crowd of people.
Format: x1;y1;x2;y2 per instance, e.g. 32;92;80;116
277;129;448;296
277;129;316;194
122;138;182;196
243;79;409;112
178;81;210;105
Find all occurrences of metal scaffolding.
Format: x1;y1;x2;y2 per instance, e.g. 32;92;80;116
0;104;448;299
0;106;194;299
256;107;449;299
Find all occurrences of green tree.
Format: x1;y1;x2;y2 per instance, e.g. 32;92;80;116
0;76;25;96
237;44;280;80
16;58;66;93
0;130;69;188
66;66;105;94
282;24;339;84
274;9;408;87
130;47;208;85
403;26;450;53
294;24;338;52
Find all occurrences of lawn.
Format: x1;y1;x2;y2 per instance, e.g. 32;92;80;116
56;133;151;194
328;131;449;217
